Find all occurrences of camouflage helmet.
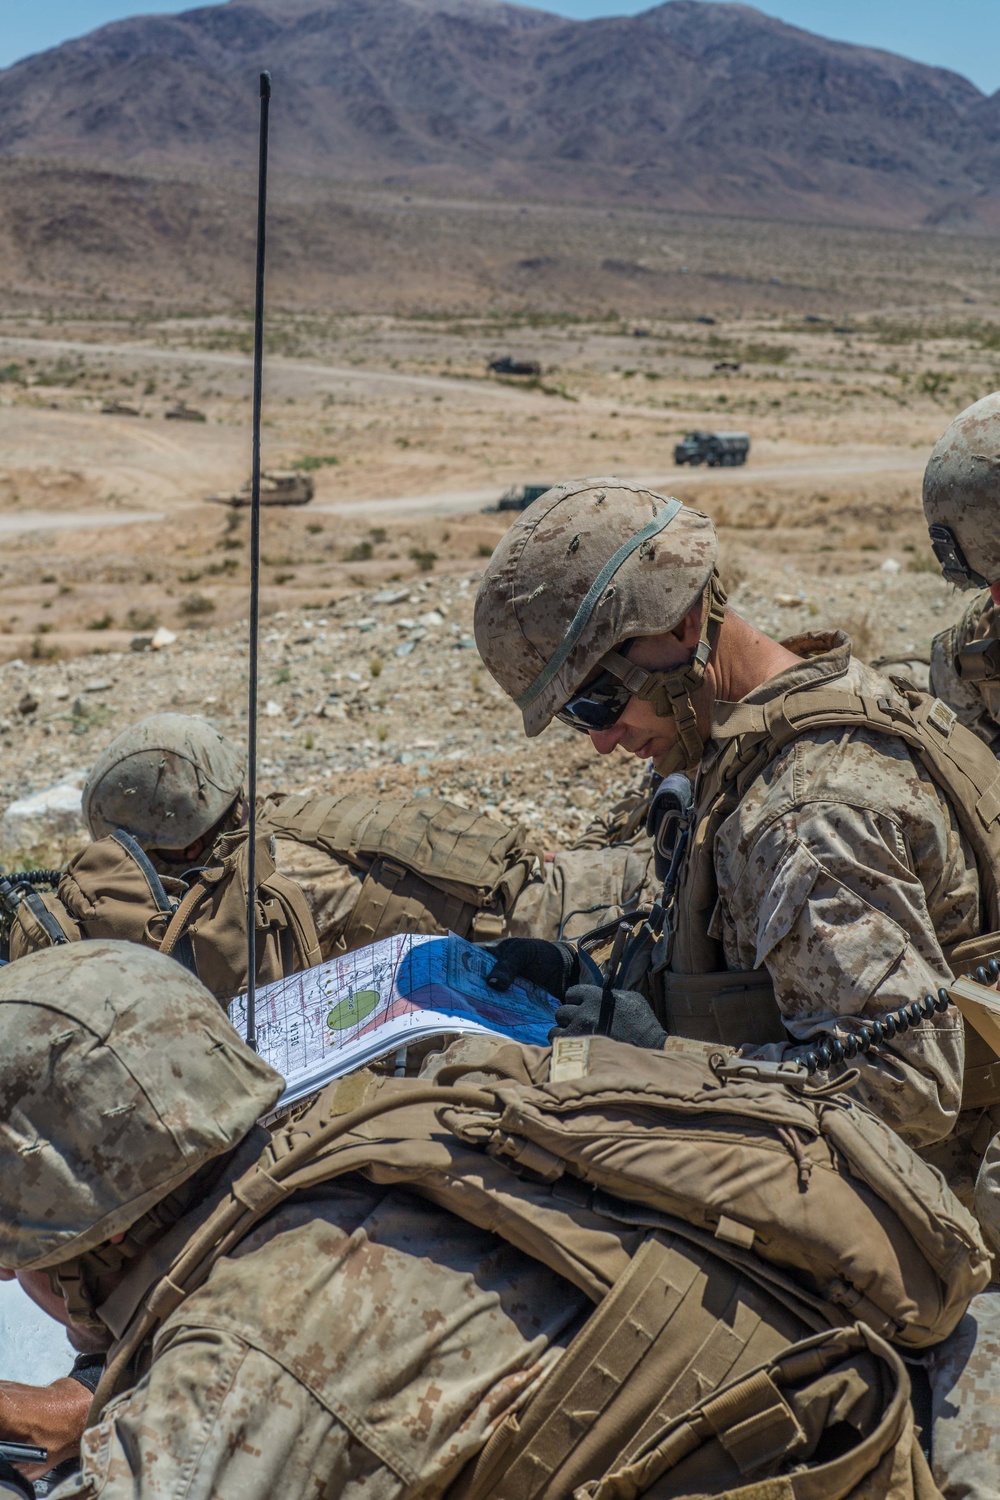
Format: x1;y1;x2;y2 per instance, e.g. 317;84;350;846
0;941;283;1272
83;713;246;849
923;393;1000;589
474;479;719;742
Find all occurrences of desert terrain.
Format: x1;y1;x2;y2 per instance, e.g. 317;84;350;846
2;194;1000;865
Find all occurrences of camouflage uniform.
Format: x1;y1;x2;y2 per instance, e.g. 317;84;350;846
929;590;1000;755
57;1174;585;1500
0;943;587;1500
691;633;970;1150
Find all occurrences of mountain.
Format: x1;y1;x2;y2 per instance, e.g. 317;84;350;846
1;0;999;227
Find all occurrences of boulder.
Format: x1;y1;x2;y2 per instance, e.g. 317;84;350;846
0;778;88;860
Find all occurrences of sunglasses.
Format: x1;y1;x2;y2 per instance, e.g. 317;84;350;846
556;642;637;733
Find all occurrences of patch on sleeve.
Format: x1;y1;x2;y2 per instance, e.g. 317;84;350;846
754;838;909;1019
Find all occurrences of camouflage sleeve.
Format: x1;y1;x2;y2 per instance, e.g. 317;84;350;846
50;1332;402;1500
722;803;964;1148
929;591;1000;755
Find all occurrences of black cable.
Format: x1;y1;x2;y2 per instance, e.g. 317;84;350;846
17;869;62;888
799;957;999;1074
246;70;271;1052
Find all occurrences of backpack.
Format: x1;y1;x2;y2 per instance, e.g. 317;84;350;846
260;791;543;946
91;1031;989;1419
89;1036;986;1494
8;826;320;1002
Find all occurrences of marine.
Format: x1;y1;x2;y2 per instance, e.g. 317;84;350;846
0;941;990;1498
473;476;1000;1497
923;392;1000;754
4;713;653;999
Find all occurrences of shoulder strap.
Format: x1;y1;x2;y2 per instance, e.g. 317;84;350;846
712;684;1000;930
111;830;198;975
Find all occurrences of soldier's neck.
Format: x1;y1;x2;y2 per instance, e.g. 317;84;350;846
711;609;803;703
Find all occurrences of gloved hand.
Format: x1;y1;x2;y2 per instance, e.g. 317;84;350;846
485;938;579;1001
0;1457;33;1500
551;985;667;1049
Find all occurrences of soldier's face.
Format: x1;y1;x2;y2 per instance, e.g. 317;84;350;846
586;613;706;761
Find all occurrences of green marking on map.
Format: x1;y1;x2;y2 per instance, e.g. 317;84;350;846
327;990;381;1032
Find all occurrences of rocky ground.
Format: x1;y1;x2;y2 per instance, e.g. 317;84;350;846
0;208;995;867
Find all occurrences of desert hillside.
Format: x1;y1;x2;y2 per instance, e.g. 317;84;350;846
2;0;999;227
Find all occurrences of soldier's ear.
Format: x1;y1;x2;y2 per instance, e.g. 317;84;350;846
671;602;704;649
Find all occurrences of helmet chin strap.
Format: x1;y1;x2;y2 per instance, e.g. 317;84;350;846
600;572;727;773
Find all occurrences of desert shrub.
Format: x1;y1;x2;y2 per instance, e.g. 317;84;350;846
179;593;215;617
125;607;158;631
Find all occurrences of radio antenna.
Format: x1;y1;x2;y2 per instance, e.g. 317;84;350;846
246;70;271;1050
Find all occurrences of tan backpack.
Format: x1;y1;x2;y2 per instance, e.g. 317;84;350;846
91;1031;989;1429
8;827;320;1002
260;791;542;947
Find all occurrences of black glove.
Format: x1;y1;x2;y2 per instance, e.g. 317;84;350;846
485;938;580;1002
0;1458;34;1500
551;984;667;1049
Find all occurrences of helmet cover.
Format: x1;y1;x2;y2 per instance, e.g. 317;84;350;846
474;478;718;735
923;393;1000;588
83;714;246;849
0;941;283;1271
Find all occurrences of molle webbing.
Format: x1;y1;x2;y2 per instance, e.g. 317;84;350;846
449;1231;808;1500
261;792;541;946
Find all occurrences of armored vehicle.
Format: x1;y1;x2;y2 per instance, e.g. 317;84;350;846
674;430;750;467
488;483;553;513
101;400;140;417
208;470;314;508
488;356;542;378
165;400;207;422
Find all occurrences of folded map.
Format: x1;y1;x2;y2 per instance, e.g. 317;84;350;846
229;931;559;1107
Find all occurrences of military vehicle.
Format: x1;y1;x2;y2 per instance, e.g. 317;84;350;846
165;400;207;422
101;400;140;417
673;430;750;467
207;470;314;508
486;483;553;513
488;356;542;378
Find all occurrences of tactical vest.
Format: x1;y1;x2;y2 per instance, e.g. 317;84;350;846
260;791;542;948
653;680;1000;1111
572;1323;940;1500
8;827;320;1003
90;1036;985;1496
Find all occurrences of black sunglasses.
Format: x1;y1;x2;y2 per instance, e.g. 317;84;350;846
556;642;637;733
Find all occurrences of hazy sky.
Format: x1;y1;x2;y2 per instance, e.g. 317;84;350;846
3;0;998;95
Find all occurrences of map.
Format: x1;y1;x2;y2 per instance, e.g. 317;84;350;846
229;932;559;1106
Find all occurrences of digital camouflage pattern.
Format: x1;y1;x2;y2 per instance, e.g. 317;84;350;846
83;714;246;850
474;480;717;736
0;942;283;1270
53;1170;586;1500
923;392;1000;588
678;635;971;1150
929;590;1000;755
924;1289;1000;1500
